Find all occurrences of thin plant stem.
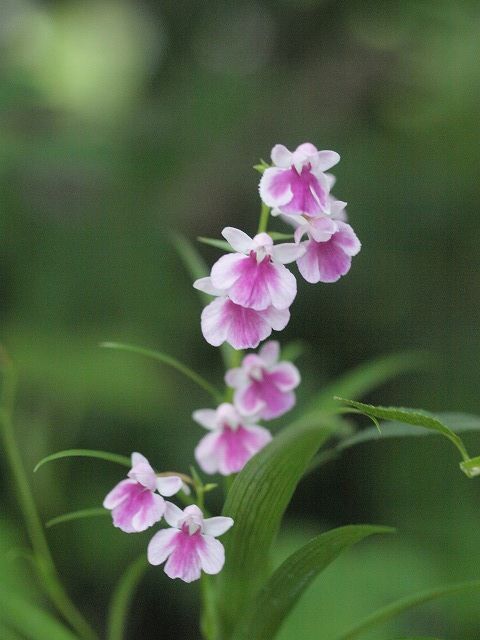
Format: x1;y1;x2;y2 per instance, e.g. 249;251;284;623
0;348;98;640
257;203;270;234
200;575;219;640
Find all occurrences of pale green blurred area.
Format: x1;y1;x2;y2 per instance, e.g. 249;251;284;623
1;0;480;638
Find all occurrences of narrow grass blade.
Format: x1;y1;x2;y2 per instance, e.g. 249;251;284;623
106;556;148;640
34;450;131;473
197;237;233;252
46;508;108;529
334;580;480;640
0;588;80;640
100;341;223;402
232;525;394;640
217;415;338;637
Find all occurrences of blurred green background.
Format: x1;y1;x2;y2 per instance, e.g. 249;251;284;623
1;0;480;638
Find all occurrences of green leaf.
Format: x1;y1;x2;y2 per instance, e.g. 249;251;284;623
197;237;233;252
338;412;480;452
335;399;476;472
334;580;480;640
100;342;223;402
253;159;269;173
46;508;108;529
0;588;80;640
231;525;394;640
306;352;429;413
34;449;131;473
217;415;338;637
106;556;148;640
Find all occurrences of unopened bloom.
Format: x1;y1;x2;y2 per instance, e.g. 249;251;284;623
259;143;340;216
193;403;272;475
193;277;290;350
148;503;234;583
225;341;300;420
103;453;183;533
210;227;304;311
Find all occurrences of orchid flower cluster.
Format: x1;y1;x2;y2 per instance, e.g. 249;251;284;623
194;142;361;350
103;143;359;583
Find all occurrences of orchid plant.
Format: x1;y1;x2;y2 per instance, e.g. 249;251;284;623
2;143;480;640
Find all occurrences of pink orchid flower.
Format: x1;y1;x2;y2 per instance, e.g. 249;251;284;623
193;277;290;350
103;453;183;533
147;503;234;583
295;217;361;284
259;143;340;216
210;227;304;311
225;341;300;420
193;403;272;475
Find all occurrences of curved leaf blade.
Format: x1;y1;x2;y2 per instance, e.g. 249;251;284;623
334;580;480;640
34;449;131;473
218;416;338;637
338;412;480;452
197;237;233;252
46;508;108;529
107;556;148;640
100;342;223;402
0;587;80;640
232;524;394;640
335;399;475;469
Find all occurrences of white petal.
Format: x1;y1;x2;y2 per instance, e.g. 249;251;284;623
224;366;246;388
197;535;225;575
201;297;230;347
267;264;297;310
202;516;234;537
271;242;306;264
221;227;253;254
156;475;183;497
259;340;280;367
131;452;148;467
147;528;177;565
192;409;218;430
210;253;247;291
262;305;290;331
259;167;293;208
163;501;184;528
324;172;336;189
270;144;292;168
312;150;340;171
195;431;223;475
193;277;225;296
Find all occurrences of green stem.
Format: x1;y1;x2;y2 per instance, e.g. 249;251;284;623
0;349;98;640
257;203;270;235
101;342;223;403
200;575;219;640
